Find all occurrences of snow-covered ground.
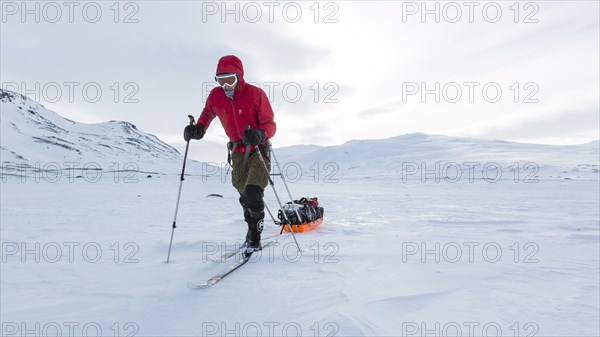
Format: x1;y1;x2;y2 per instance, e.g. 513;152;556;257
1;174;599;336
1;91;599;336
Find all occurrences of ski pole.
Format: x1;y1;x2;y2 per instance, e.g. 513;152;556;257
166;115;195;263
246;126;302;252
256;148;302;252
264;203;279;227
269;144;304;233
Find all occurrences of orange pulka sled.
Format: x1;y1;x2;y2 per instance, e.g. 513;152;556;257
282;217;324;233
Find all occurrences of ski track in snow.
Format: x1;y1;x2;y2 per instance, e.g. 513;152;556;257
1;174;599;336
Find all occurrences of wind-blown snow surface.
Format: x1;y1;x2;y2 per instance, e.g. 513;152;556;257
1;92;599;336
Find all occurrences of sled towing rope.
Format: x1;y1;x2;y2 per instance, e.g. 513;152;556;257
165;115;196;263
247;126;302;252
268;141;305;233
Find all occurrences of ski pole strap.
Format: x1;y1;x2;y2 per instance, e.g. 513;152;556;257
227;141;251;171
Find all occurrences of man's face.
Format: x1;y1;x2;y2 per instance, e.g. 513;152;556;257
215;73;238;90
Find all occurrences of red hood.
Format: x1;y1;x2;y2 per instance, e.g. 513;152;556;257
198;54;276;145
216;55;245;90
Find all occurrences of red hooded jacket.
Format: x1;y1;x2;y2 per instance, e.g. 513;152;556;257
197;55;276;153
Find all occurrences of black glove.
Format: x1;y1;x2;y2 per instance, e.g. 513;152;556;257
183;124;205;141
242;128;265;146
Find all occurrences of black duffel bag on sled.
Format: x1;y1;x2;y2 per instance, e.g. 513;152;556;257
277;197;324;233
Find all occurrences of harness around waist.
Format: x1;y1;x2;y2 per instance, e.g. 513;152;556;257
227;141;269;169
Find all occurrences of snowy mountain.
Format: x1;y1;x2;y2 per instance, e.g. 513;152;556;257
275;133;600;180
0;89;184;175
2;89;598;183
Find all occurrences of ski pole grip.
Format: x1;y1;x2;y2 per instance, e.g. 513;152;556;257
188;115;195;126
245;125;251;132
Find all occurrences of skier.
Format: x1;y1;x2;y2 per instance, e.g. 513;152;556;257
183;55;276;253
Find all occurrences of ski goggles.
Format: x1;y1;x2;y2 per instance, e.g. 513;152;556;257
215;74;238;88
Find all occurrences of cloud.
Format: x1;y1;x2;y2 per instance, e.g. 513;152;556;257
479;108;600;142
1;1;598;151
225;28;332;77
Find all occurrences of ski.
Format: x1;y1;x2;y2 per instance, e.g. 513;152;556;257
211;246;244;262
188;240;278;289
187;254;250;289
209;233;288;263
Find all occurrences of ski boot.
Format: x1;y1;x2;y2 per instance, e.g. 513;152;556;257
243;217;264;257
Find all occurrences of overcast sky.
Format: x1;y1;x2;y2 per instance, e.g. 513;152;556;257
2;1;598;162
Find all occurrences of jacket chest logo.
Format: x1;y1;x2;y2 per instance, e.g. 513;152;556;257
238;109;243;115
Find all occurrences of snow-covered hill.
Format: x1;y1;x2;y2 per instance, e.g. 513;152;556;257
275;133;600;180
2;89;598;182
0;89;184;175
